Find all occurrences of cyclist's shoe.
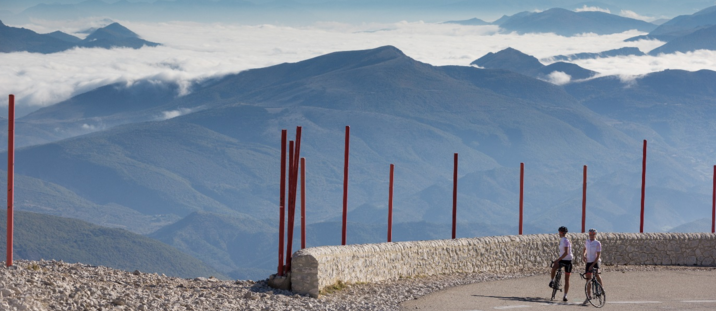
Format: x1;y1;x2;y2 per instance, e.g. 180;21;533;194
548;280;554;288
582;298;589;306
563;297;568;302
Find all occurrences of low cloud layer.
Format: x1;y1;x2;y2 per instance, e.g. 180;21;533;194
1;20;715;114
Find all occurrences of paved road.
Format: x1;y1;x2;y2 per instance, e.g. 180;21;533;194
400;268;716;311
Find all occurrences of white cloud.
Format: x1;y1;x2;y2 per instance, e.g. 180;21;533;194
569;50;716;77
1;20;716;114
544;71;571;85
159;108;194;120
616;74;643;88
575;5;611;13
619;10;657;22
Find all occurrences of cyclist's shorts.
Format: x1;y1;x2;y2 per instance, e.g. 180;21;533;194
585;262;600;274
559;260;573;274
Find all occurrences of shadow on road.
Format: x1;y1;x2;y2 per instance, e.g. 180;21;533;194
471;294;554;304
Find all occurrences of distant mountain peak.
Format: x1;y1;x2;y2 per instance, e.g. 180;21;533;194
369;45;406;57
320;45;409;66
471;47;597;81
87;22;139;40
471;47;544;74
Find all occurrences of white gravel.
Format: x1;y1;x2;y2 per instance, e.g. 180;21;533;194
0;260;694;311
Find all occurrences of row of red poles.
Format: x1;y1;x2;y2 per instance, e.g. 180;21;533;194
276;125;716;275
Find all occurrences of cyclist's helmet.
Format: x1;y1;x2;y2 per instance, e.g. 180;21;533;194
588;228;597;233
558;226;568;233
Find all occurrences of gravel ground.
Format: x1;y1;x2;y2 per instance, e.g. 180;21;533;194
0;260;701;311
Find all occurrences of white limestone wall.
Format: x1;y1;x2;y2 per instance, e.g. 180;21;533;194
290;232;716;297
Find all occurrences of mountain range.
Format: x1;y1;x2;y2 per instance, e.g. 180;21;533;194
493;8;656;36
444;7;659;36
446;4;716;55
0;21;159;53
2;45;716;279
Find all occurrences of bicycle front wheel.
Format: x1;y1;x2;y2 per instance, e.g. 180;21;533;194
589;281;606;308
551;271;561;301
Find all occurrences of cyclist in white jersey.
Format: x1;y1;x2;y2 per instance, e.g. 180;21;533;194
549;226;573;302
582;228;603;305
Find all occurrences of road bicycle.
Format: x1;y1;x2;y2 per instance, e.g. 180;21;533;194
580;266;606;308
549;261;566;301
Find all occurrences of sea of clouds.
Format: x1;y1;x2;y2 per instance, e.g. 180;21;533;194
2;19;716;114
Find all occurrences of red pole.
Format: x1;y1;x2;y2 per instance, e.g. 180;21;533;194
342;126;350;245
301;157;306;249
519;162;524;235
582;165;587;233
712;165;715;233
452;153;458;239
640;140;647;233
285;128;302;272
7;95;14;267
293;127;302;182
285;141;295;272
388;164;394;242
277;130;287;275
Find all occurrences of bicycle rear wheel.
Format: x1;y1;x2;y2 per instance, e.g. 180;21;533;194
589;281;605;308
551;270;561;301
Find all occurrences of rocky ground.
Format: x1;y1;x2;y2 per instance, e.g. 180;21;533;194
0;260;703;311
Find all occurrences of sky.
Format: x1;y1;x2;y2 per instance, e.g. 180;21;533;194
2;4;716;115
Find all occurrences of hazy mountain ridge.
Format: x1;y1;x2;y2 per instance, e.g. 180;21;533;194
648;24;716;55
0;21;159;53
0;210;223;278
443;7;657;36
549;47;645;61
442;17;490;25
496;8;656;36
624;5;716;54
626;5;716;42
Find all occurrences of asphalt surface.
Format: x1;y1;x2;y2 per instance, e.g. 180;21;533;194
400;267;716;311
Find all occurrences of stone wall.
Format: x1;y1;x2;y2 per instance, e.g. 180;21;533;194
290;232;716;297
